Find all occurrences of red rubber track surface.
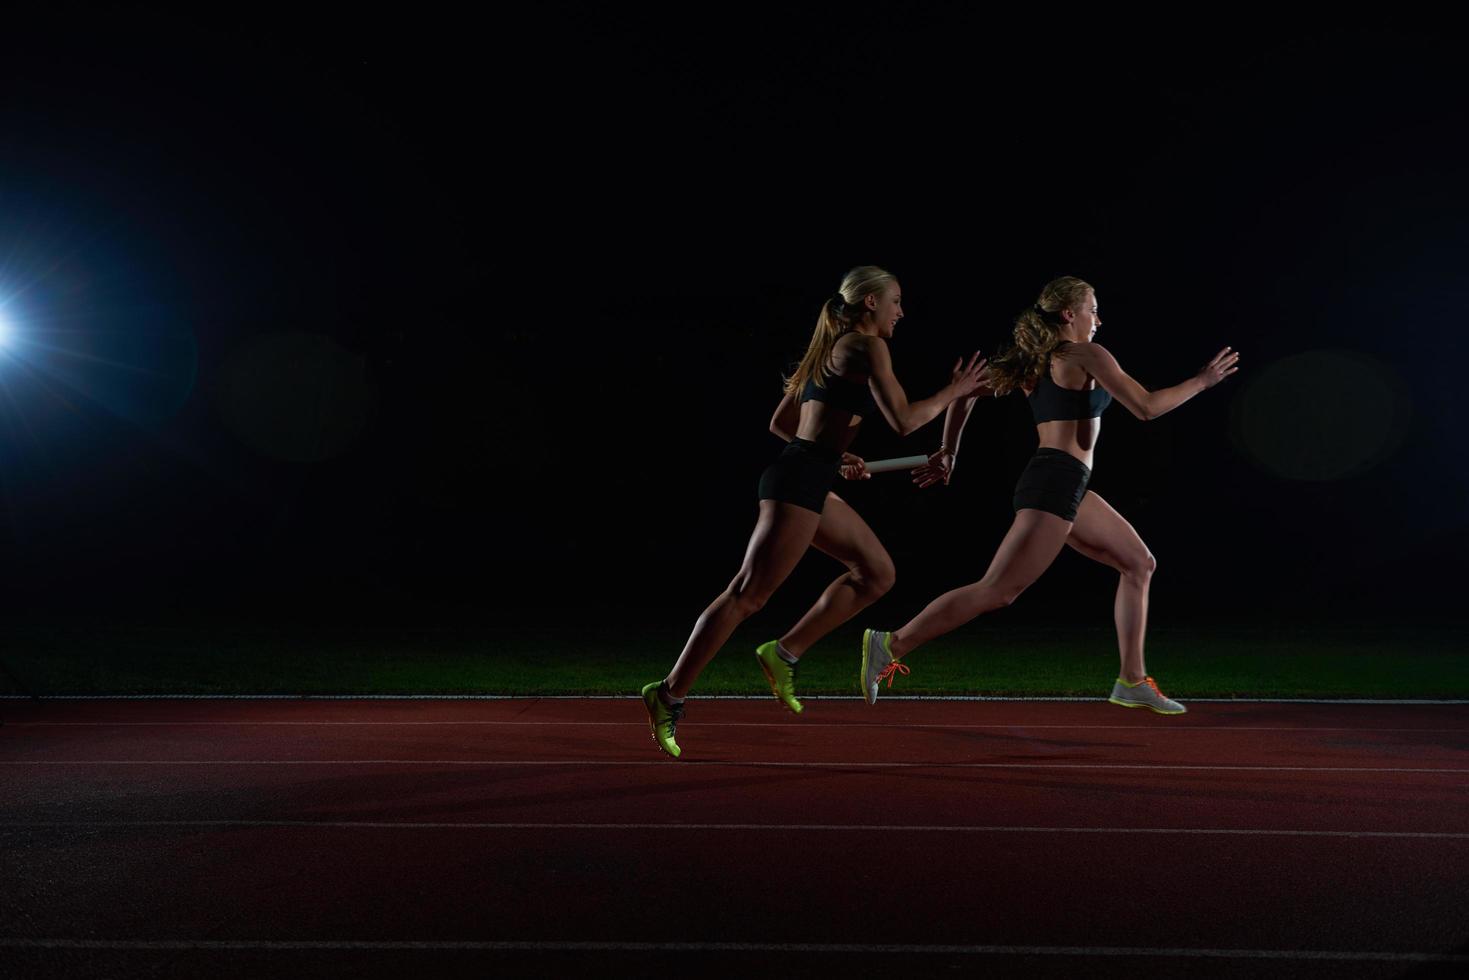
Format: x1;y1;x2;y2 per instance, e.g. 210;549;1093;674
3;698;1467;979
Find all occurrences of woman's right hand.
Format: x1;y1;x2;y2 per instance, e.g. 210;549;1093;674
911;448;954;489
1196;347;1241;389
949;351;988;400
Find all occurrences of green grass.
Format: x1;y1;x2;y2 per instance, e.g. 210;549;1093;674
0;623;1465;698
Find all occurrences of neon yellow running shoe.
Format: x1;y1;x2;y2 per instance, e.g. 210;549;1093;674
754;641;804;715
1108;676;1186;715
640;681;685;758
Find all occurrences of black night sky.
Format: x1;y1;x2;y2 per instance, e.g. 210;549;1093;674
3;6;1466;630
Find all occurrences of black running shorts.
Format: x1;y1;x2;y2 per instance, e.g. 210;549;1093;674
1012;448;1091;521
757;438;841;514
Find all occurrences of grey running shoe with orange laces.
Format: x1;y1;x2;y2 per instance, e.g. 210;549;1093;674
860;630;909;705
1108;676;1186;715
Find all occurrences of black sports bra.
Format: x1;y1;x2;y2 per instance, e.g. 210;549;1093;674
1028;362;1113;423
801;369;877;418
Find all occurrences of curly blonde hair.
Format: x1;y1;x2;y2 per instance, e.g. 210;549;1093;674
986;276;1094;396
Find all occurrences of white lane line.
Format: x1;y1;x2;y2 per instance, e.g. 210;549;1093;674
0;939;1465;961
3;760;1467;773
8;721;1468;732
2;821;1466;839
5;695;1467;703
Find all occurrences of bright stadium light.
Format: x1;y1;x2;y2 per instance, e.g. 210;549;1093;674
0;306;16;352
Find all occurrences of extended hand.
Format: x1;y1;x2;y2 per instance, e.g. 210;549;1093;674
839;453;871;481
1198;347;1241;389
911;449;954;489
973;364;995;399
949;351;988;399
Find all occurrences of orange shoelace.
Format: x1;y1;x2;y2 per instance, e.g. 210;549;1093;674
1145;676;1165;696
875;659;910;689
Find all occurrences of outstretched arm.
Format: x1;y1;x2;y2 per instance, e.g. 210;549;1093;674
1065;343;1239;421
913;393;980;488
867;338;987;437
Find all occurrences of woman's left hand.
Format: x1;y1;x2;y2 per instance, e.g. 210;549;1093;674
912;449;954;488
840;453;871;481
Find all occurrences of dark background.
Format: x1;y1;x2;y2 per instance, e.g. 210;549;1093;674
2;5;1465;632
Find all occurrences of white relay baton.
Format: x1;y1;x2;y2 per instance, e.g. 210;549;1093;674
859;455;930;474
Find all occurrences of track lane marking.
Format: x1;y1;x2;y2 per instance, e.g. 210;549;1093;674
3;760;1467;773
3;821;1467;839
0;939;1465;961
9;721;1468;732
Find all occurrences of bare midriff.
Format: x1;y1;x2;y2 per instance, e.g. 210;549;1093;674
1035;416;1100;469
794;397;864;456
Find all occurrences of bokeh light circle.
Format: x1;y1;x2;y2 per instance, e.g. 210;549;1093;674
1230;349;1411;481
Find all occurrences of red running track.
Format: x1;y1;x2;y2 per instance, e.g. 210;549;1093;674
2;698;1467;979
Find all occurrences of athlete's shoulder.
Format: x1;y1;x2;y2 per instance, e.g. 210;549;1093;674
837;332;885;361
838;331;883;349
1058;341;1114;362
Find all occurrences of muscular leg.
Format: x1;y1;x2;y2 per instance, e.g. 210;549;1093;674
664;501;821;699
1066;491;1156;684
779;492;896;657
888;509;1074;659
